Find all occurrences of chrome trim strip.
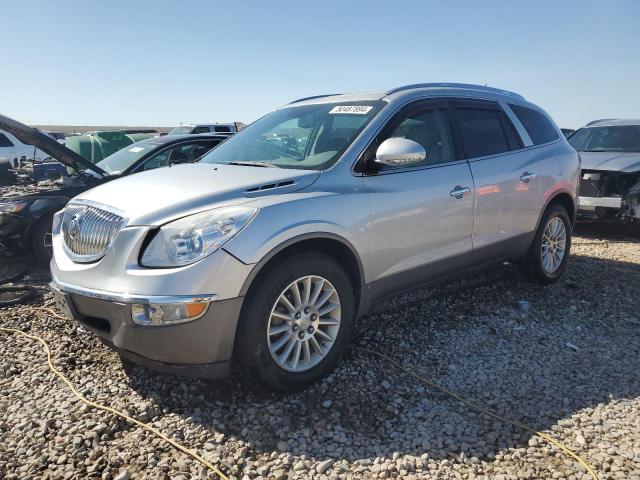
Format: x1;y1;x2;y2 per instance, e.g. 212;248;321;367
500;101;533;147
50;277;218;305
578;196;622;209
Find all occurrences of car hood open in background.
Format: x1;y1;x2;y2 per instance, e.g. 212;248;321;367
580;151;640;173
73;162;321;225
0;113;108;178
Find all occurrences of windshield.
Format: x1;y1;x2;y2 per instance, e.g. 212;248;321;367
95;141;156;174
168;126;193;136
569;125;640;153
200;101;383;170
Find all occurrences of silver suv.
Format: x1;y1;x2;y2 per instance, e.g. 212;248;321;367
50;83;580;390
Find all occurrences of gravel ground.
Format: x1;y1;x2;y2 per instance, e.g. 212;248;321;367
1;221;639;480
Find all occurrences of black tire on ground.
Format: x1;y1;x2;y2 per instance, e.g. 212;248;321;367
521;204;572;284
0;158;14;187
30;216;54;265
235;251;355;391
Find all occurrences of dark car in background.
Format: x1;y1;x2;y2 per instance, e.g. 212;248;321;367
0;114;230;262
569;119;640;221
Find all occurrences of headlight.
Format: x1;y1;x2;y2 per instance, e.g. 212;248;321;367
141;205;257;267
0;200;31;214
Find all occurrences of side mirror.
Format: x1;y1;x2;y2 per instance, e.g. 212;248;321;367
374;138;426;167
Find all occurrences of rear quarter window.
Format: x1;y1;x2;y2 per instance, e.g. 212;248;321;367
455;107;520;158
509;104;559;145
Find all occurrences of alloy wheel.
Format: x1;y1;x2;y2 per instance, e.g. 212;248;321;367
267;275;341;372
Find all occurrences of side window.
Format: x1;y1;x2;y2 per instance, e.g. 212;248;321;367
0;133;14;147
191;126;211;134
378;106;456;169
141;143;208;171
509;104;559;145
455;104;521;158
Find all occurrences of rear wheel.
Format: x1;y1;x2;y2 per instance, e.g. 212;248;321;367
235;252;355;391
521;204;572;284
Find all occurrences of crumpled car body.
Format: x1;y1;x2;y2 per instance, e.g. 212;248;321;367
0;113;229;261
569;119;640;220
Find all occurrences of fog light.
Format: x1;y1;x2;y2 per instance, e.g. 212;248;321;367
131;300;210;326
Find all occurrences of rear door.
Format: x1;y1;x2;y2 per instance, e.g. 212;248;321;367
362;100;475;294
452;99;541;258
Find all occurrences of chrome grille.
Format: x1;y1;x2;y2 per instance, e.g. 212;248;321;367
61;204;125;262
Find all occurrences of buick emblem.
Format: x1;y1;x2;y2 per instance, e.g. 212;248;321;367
68;212;83;240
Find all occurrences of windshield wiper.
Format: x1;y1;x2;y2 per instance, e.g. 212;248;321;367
228;161;280;168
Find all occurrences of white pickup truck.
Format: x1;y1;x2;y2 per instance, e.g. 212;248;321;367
0;129;52;166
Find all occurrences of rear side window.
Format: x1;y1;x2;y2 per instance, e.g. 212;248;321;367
0;133;14;147
509;104;558;145
191;126;211;134
455;105;521;158
213;126;231;133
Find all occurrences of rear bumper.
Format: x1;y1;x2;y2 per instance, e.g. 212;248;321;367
50;280;244;378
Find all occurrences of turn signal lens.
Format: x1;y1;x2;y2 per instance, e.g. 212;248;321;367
131;300;211;326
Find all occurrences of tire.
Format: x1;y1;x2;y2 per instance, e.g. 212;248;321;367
30;217;53;265
235;252;355;391
521;204;572;284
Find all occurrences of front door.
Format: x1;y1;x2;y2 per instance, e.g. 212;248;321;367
362;100;475;295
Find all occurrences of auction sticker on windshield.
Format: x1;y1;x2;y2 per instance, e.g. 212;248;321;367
329;106;373;114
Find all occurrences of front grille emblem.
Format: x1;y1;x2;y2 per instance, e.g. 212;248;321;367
68;212;83;240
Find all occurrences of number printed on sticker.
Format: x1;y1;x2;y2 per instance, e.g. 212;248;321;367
329;105;373;115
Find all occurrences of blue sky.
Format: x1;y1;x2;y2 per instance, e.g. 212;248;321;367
2;0;639;129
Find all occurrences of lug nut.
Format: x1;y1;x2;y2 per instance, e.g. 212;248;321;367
292;324;298;331
304;307;310;314
295;312;301;319
298;331;305;339
310;314;317;321
307;326;314;333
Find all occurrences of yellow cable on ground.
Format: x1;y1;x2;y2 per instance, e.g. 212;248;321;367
355;346;599;480
0;325;230;480
0;309;598;480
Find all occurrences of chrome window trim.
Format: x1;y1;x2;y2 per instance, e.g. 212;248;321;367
500;101;533;147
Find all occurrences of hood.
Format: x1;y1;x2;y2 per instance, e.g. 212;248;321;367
73;162;320;225
0;113;108;177
579;151;640;173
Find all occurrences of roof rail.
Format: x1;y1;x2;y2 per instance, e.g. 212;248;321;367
585;118;618;126
385;83;525;99
288;94;340;104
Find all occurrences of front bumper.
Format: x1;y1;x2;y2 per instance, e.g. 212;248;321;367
578;196;622;210
50;280;244;378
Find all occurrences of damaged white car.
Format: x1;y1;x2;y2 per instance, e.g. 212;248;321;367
569;119;640;220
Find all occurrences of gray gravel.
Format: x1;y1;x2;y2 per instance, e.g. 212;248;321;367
1;221;639;479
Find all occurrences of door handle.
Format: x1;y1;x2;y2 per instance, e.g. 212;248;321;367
520;172;536;183
450;186;471;199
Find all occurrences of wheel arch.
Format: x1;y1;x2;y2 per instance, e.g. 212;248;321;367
526;189;576;253
236;232;365;308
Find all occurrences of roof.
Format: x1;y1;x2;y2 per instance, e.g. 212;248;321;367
584;119;640;127
137;133;230;146
287;83;526;107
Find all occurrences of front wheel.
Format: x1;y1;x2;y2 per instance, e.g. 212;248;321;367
235;252;355;391
30;216;54;265
521;204;572;284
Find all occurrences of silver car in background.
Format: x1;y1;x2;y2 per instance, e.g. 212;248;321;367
568;119;640;220
50;83;580;390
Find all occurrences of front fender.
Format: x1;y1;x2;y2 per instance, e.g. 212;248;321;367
222;191;371;276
